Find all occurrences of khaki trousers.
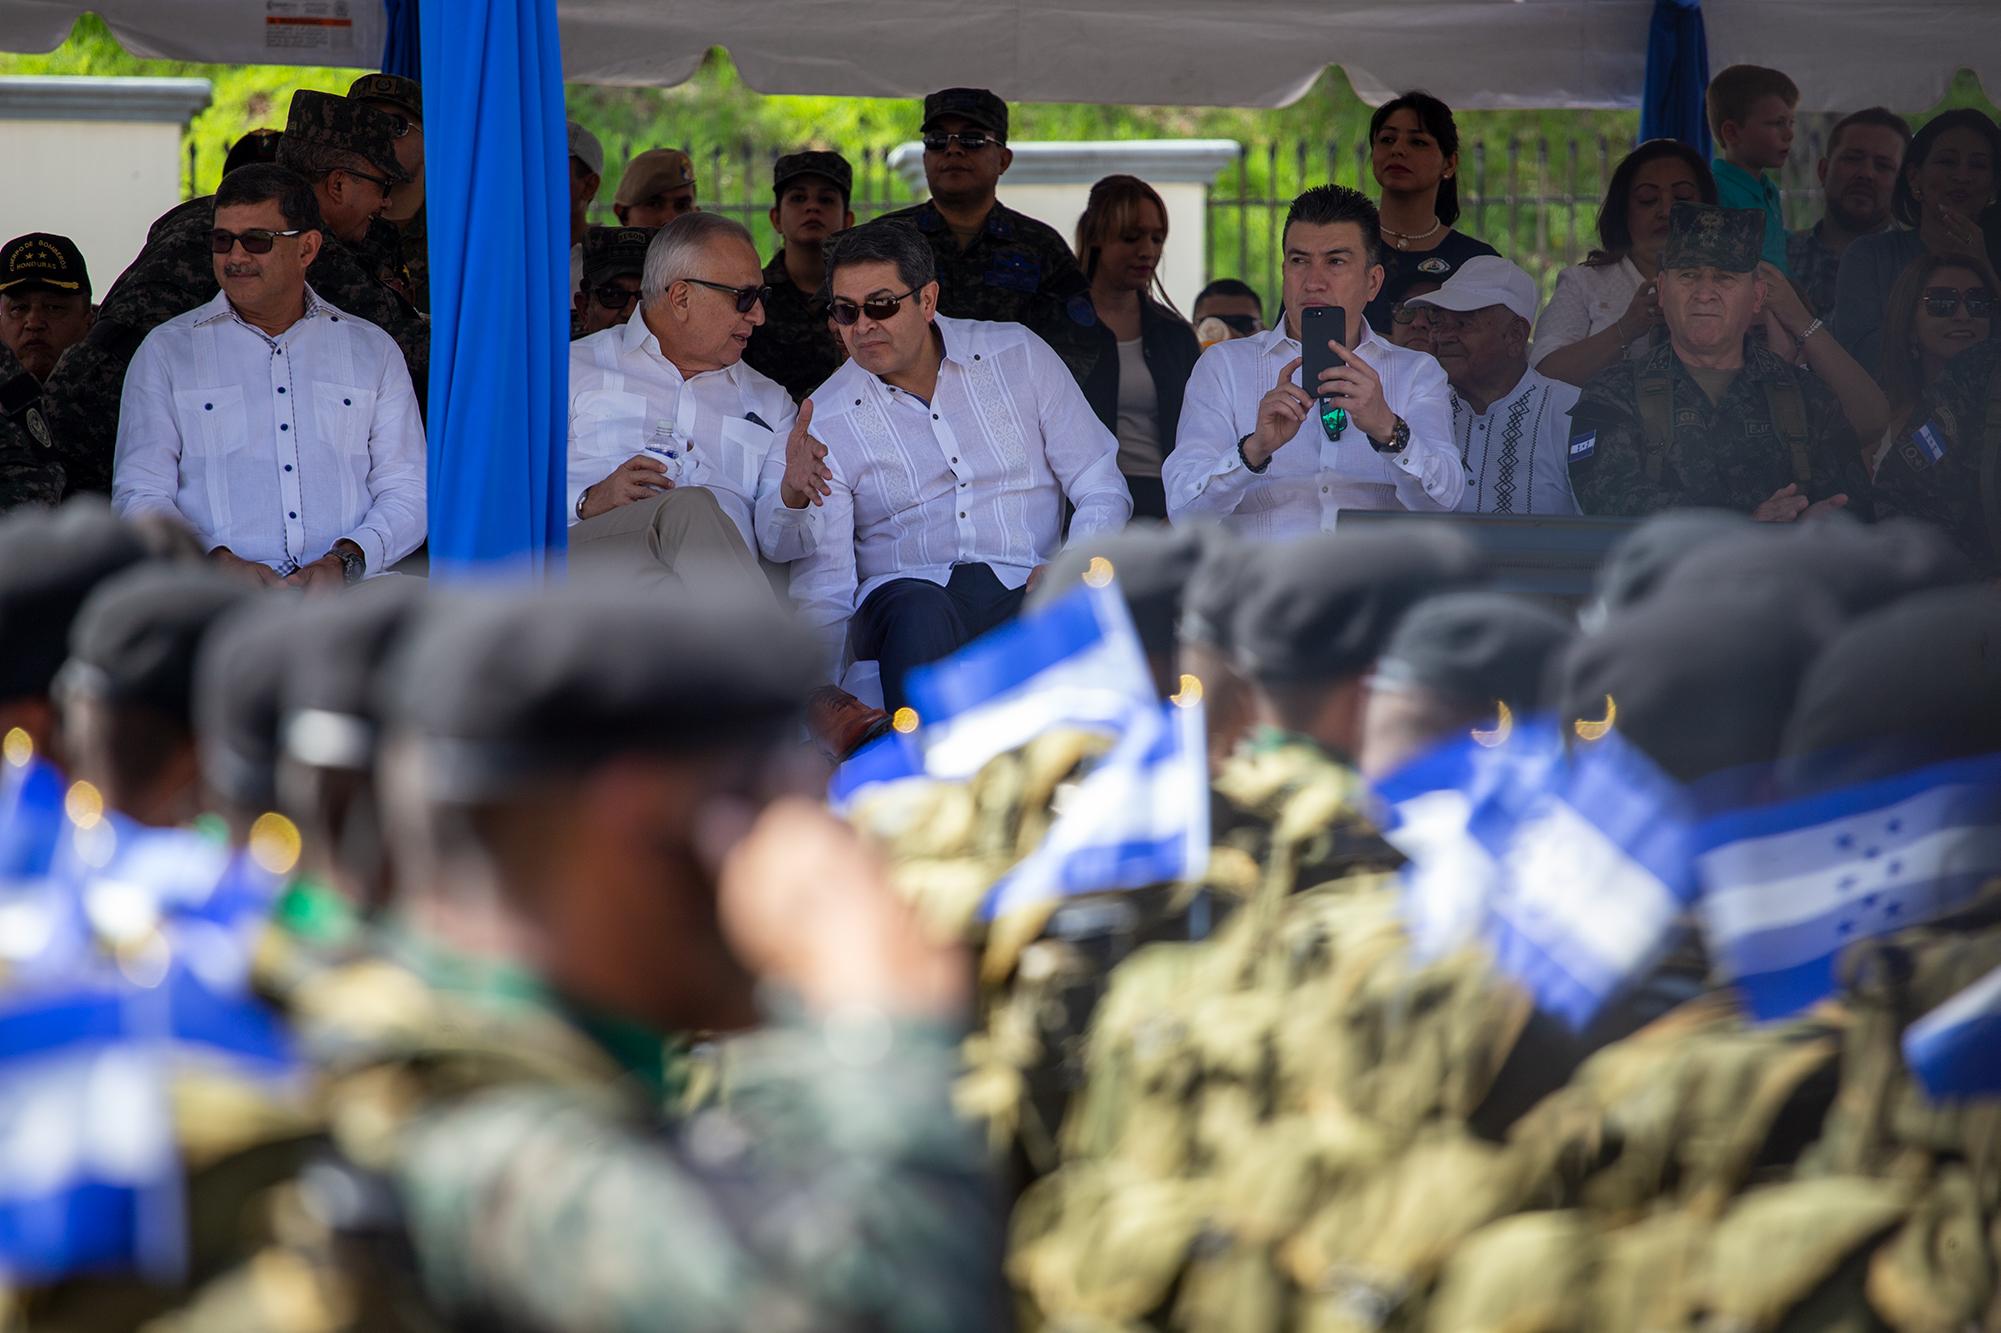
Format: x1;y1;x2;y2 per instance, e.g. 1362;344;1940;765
567;489;773;599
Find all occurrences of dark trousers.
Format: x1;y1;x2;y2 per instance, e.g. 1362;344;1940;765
849;563;1026;714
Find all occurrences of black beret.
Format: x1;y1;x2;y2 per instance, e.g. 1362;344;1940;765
1588;508;1755;620
387;584;818;799
0;501;149;700
1027;524;1214;661
1177;531;1254;652
61;565;257;728
281;576;429;770
194;597;310;810
1779;585;2001;789
1231;526;1482;683
1656;515;1971;618
1373;591;1575;714
1556;585;1842;784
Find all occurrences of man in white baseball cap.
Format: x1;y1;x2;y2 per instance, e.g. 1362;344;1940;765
1407;255;1581;514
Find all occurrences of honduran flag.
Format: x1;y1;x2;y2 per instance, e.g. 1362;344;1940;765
1904;960;2001;1099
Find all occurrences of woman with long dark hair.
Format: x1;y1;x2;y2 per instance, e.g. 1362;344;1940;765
1531;139;1716;387
1073;175;1200;519
1362;91;1500;331
1870;250;1997;473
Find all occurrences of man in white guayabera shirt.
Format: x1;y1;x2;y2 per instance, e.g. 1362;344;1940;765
769;220;1132;712
1164;183;1466;537
113;164;424;590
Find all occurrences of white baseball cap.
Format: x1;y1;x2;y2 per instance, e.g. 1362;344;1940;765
1405;255;1539;323
567;120;604;177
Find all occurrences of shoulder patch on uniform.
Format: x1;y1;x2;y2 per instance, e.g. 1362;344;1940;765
1912;418;1948;464
1066;293;1098;328
24;407;51;451
1568;431;1597;461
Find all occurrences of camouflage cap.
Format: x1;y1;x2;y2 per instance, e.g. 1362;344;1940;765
0;232;90;297
1662;202;1764;273
284;89;408;183
922;87;1008;140
772;150;853;201
581;224;657;287
347;72;423;127
614;148;696;206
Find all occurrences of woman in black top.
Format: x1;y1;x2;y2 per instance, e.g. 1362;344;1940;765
1074;175;1202;520
1364;90;1501;332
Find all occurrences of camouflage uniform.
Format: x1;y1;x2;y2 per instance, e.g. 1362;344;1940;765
0;343;63;511
38;90;426;499
1872;338;2001;573
742;249;845;402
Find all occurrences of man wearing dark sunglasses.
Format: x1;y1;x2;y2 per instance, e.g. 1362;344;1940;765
875;88;1103;394
112;163;426;593
38;88;427;503
778;222;1131;712
349;72;429;313
572;224;654;340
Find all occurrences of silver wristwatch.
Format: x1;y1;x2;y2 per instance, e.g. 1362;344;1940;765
336;546;365;584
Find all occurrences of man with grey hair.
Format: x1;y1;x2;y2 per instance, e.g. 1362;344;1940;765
566;210;833;592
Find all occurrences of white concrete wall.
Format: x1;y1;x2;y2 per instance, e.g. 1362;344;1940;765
0;78;213;294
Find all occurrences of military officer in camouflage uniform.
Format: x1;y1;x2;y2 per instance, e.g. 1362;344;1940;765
874;88;1102;387
1872;338;2001;573
0;341;63;512
39;89;426;500
1569;202;1863;521
571;222;654;339
348;72;429;314
743;150;853;401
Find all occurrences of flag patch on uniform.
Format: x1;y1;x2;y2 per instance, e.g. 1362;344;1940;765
1913;419;1948;464
1568;432;1596;460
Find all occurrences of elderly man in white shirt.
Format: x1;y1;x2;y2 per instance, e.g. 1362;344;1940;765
770;221;1131;712
567;211;829;593
1165;184;1464;538
1405;256;1581;515
114;164;423;589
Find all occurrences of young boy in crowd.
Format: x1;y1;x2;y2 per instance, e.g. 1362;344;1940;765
1707;64;1799;273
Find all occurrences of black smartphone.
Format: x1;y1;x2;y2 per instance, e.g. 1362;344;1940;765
1299;304;1347;434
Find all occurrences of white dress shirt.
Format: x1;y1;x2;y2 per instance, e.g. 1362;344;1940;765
1530;258;1647;369
113;287;424;575
566;305;810;559
1448;367;1582;515
777;314;1132;673
1164;321;1464;537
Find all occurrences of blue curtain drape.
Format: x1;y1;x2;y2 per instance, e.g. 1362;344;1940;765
1641;0;1712;159
380;0;420;79
418;0;568;576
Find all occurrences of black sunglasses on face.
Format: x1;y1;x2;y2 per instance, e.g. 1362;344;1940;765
1212;313;1260;335
1921;286;1995;318
341;167;396;193
828;287;921;326
922;132;997;153
682;277;770;313
209;227;307;255
592;283;640;311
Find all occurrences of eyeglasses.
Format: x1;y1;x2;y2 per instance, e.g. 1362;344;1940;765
827;287;921;326
1389;301;1434;326
592;283;640;311
1211;313;1260;336
922;132;997;153
340;167;396;193
682;277;770;313
209;227;307;255
1920;287;1995;318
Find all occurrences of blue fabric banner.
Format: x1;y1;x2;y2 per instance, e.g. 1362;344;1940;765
380;0;420;80
1641;0;1712;159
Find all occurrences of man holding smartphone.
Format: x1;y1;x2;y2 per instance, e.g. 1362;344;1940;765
1165;184;1465;536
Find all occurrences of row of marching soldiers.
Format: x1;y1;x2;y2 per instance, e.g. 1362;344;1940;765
2;488;2000;1331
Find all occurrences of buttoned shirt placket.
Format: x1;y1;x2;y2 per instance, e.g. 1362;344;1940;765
246;310;308;574
886;378;975;568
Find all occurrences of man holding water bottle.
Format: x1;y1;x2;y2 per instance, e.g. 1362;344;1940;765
566;213;833;593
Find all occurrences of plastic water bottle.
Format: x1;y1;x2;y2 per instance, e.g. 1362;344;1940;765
645;420;687;484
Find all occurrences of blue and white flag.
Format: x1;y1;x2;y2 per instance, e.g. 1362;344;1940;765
1696;752;2001;1021
978;697;1210;923
901;580;1156;781
827;726;924;814
1904;961;2001;1099
1481;728;1698;1029
0;751;66;884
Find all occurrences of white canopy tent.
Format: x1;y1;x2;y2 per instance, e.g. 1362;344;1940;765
0;0;1993;110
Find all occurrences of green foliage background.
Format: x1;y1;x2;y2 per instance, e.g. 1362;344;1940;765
4;17;1992;308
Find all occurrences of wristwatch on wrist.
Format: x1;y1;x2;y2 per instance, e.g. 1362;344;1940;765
335;546;365;584
1236;433;1271;474
1368;415;1410;456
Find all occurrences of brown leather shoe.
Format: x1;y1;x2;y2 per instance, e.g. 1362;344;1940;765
806;685;892;763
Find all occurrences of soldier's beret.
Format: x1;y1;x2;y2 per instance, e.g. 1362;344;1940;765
1662;202;1765;274
1588;508;1756;620
60;564;256;728
282;576;428;770
1028;523;1216;661
614;149;696;207
1779;585;2001;789
1656;515;1971;619
1232;526;1482;684
0;500;149;700
1555;584;1841;784
1372;591;1575;714
195;597;309;810
283;89;408;184
580;224;657;287
922;87;1008;140
1177;532;1255;653
386;583;817;799
347;72;422;126
772;150;853;200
